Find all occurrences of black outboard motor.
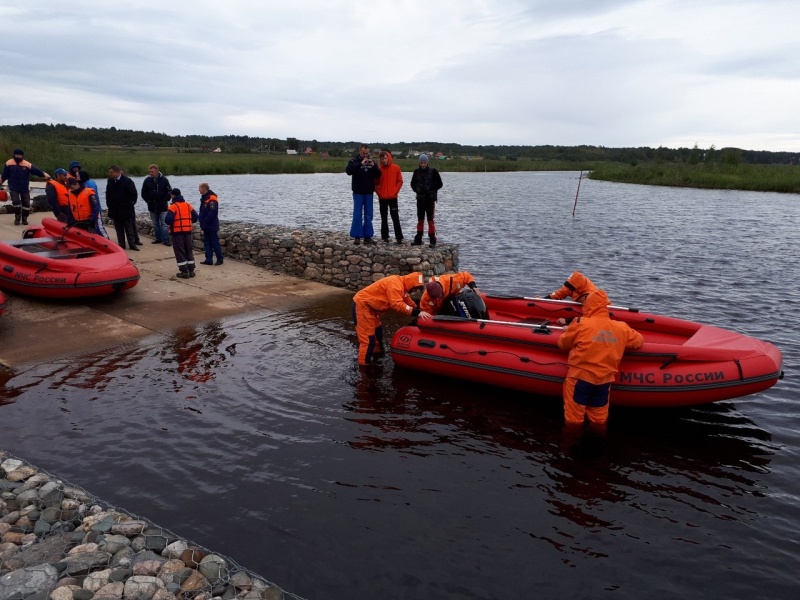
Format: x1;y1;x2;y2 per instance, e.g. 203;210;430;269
440;288;489;320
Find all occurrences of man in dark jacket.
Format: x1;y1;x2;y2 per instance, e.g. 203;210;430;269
345;144;381;245
410;154;443;247
105;165;140;250
197;182;223;265
140;164;172;245
1;148;50;225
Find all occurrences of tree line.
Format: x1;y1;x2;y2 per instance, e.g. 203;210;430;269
0;123;796;165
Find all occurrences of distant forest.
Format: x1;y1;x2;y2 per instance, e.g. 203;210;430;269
1;122;797;165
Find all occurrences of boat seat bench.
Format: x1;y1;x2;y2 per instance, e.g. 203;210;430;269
35;248;98;259
12;237;64;247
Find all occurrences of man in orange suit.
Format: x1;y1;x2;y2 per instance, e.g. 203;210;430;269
557;289;643;427
352;272;430;365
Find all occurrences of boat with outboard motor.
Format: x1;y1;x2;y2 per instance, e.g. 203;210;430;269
0;217;140;299
390;291;784;408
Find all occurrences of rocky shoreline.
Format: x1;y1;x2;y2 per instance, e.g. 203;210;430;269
0;451;301;600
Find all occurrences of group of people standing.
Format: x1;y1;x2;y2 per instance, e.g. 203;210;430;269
1;149;224;279
101;165;224;277
346;144;443;247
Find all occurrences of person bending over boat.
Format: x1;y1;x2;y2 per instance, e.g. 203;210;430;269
545;271;600;303
557;289;643;428
418;271;482;318
352;272;431;366
165;189;198;279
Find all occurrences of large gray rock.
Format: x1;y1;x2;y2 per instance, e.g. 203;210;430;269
0;564;59;600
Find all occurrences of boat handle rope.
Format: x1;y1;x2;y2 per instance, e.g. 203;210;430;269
659;355;678;370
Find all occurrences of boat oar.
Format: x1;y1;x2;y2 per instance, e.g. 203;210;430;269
431;314;565;331
523;296;640;313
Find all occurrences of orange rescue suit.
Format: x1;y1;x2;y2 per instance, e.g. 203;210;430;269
419;271;476;314
557;290;643;425
548;271;599;303
352;272;424;365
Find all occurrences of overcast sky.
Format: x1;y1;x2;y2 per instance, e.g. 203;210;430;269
2;0;798;151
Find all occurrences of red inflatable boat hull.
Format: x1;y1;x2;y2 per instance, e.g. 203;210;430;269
0;218;140;299
390;295;784;408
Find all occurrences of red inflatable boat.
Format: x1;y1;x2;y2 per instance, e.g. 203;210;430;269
0;218;140;299
390;295;784;408
0;290;6;315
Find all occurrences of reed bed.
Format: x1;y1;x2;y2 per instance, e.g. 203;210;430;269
589;163;800;194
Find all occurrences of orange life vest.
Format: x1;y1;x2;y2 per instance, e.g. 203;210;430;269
47;179;70;207
68;188;96;222
169;201;195;233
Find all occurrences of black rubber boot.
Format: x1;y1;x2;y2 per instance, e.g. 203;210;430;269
13;208;20;225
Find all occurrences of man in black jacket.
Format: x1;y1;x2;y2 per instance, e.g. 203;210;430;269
141;163;172;245
410;154;443;247
105;165;140;251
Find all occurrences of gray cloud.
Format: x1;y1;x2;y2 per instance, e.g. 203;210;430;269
1;0;799;151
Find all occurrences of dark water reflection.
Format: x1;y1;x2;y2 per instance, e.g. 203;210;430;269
4;172;800;599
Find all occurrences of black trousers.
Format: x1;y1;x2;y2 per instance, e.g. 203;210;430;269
414;197;436;242
112;210;138;248
172;231;195;272
379;198;403;241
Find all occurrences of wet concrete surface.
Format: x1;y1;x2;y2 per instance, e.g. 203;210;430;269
0;210;351;368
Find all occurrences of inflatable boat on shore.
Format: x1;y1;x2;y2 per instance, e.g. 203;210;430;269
0;218;140;299
390;294;784;408
0;290;6;315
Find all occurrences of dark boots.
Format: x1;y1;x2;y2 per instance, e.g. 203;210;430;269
13;208;20;226
21;211;28;226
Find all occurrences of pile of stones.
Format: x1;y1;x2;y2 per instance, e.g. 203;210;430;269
0;452;297;600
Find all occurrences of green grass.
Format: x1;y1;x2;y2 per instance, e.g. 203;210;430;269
589;163;800;194
1;139;597;177
4;137;798;194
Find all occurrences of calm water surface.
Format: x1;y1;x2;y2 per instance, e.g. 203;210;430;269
3;172;800;599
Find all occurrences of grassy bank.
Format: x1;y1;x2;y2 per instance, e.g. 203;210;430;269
4;137;798;194
589;162;800;194
0;138;597;177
